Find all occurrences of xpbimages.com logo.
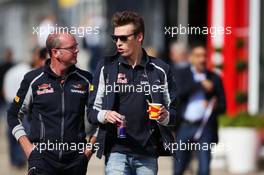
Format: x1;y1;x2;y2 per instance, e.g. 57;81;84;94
32;23;100;37
164;24;232;38
164;140;230;154
32;141;100;154
104;82;167;95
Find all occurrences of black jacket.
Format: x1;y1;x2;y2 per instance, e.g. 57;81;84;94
88;50;178;159
7;59;94;159
173;66;226;143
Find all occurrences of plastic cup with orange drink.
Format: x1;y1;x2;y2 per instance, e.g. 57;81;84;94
148;103;162;120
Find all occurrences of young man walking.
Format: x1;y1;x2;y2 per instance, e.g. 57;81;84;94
88;11;177;175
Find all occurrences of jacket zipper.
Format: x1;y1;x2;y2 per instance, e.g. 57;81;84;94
144;68;155;136
58;71;76;160
144;68;154;102
39;114;45;141
59;81;65;160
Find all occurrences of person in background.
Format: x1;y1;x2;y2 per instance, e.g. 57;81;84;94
3;47;48;169
0;48;14;112
83;14;106;73
145;47;159;58
4;47;48;111
169;41;189;69
31;47;47;68
172;43;226;175
168;41;189;136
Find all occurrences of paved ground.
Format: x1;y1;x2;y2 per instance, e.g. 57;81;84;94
0;115;263;175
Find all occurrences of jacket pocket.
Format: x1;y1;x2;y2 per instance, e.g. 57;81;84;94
28;166;36;175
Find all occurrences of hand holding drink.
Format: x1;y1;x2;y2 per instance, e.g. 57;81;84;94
105;111;123;123
104;111;126;138
117;115;126;138
148;103;169;123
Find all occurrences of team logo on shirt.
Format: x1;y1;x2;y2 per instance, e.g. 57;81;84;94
37;83;54;95
117;73;128;84
14;96;20;103
71;83;86;94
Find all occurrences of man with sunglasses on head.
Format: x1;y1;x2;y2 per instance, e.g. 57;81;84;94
7;32;97;175
88;11;177;175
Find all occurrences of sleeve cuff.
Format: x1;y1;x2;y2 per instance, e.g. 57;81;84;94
97;110;107;124
12;124;27;141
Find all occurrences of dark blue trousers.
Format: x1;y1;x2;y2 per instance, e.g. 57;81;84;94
28;150;88;175
173;122;214;175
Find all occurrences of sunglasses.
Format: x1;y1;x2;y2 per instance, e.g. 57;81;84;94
111;32;138;43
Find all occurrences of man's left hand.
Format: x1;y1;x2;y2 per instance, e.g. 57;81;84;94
84;148;93;161
84;136;97;160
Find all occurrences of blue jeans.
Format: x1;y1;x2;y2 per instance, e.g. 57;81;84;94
105;152;158;175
